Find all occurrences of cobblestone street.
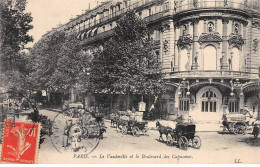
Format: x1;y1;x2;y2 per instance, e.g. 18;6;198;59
32;109;260;164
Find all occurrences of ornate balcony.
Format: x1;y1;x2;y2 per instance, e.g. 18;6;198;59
175;0;260;15
164;70;259;80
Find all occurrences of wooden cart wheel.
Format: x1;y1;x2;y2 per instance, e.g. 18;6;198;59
132;126;140;137
178;136;188;150
233;122;247;135
122;125;128;135
166;135;173;146
192;135;201;149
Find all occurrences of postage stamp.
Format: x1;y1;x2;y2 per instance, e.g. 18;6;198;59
1;121;40;164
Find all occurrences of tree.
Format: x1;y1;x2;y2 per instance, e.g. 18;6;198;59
90;10;165;110
29;31;91;105
0;0;33;71
29;30;66;91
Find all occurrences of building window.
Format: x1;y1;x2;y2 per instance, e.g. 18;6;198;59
229;97;239;113
164;2;169;10
155;50;160;61
179;88;190;112
234;23;239;34
208;22;214;32
182;25;188;35
201;90;217;112
149;8;151;16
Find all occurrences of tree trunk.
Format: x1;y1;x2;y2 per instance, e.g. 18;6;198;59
126;87;130;110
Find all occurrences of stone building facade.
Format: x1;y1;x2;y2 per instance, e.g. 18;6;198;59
44;0;260;122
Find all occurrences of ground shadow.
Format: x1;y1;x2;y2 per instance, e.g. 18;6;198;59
155;138;166;144
238;137;260;147
217;131;235;135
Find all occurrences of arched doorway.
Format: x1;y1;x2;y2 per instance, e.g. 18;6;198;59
203;45;217;70
194;86;223;122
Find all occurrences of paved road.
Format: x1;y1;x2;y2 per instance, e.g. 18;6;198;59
1;109;260;164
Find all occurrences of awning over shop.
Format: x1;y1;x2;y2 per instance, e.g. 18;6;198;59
80;32;86;39
91;27;99;36
86;29;92;38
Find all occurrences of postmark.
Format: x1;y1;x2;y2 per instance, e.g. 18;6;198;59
50;107;102;155
1;121;40;164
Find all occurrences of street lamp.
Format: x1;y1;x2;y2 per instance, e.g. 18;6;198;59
230;79;244;97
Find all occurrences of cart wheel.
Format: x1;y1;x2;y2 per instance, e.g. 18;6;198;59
122;125;128;135
132;127;140;137
192;135;201;149
178;136;188;150
166;135;173;146
233;122;247;135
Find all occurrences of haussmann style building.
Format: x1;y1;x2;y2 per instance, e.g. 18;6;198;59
43;0;260;123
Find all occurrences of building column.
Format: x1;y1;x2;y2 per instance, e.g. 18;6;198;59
192;18;199;70
242;23;247;71
222;18;229;70
174;24;179;71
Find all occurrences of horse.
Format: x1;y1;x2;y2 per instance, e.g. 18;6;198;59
156;121;173;141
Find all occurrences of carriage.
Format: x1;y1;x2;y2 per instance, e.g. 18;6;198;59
156;121;201;150
222;108;257;135
121;120;149;137
170;123;201;150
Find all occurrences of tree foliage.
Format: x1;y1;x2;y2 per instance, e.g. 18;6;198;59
29;30;91;97
0;0;33;71
90;10;164;96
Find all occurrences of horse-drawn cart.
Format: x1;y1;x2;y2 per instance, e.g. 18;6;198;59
223;114;249;135
122;120;148;137
156;121;201;150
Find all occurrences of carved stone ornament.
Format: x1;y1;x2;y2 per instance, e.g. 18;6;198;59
177;35;192;50
253;38;259;53
160;24;170;32
198;32;222;46
228;34;244;50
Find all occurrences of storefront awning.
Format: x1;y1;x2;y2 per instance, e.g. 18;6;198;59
91;27;99;36
86;29;92;38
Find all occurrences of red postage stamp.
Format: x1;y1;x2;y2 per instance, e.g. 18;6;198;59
1;121;40;164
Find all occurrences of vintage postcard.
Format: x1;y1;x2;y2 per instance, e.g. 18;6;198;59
0;0;260;164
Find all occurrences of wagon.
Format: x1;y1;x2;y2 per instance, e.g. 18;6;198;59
122;120;148;137
166;123;201;150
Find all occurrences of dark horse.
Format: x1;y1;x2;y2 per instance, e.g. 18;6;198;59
156;121;173;141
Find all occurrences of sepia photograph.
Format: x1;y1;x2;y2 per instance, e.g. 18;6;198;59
0;0;260;164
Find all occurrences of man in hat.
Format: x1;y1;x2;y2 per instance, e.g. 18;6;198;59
222;106;231;132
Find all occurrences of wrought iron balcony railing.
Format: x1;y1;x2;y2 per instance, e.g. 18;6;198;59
175;0;260;14
164;70;259;79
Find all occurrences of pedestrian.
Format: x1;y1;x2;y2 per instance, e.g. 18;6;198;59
222;106;231;132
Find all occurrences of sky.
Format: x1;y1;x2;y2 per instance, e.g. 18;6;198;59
26;0;106;47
